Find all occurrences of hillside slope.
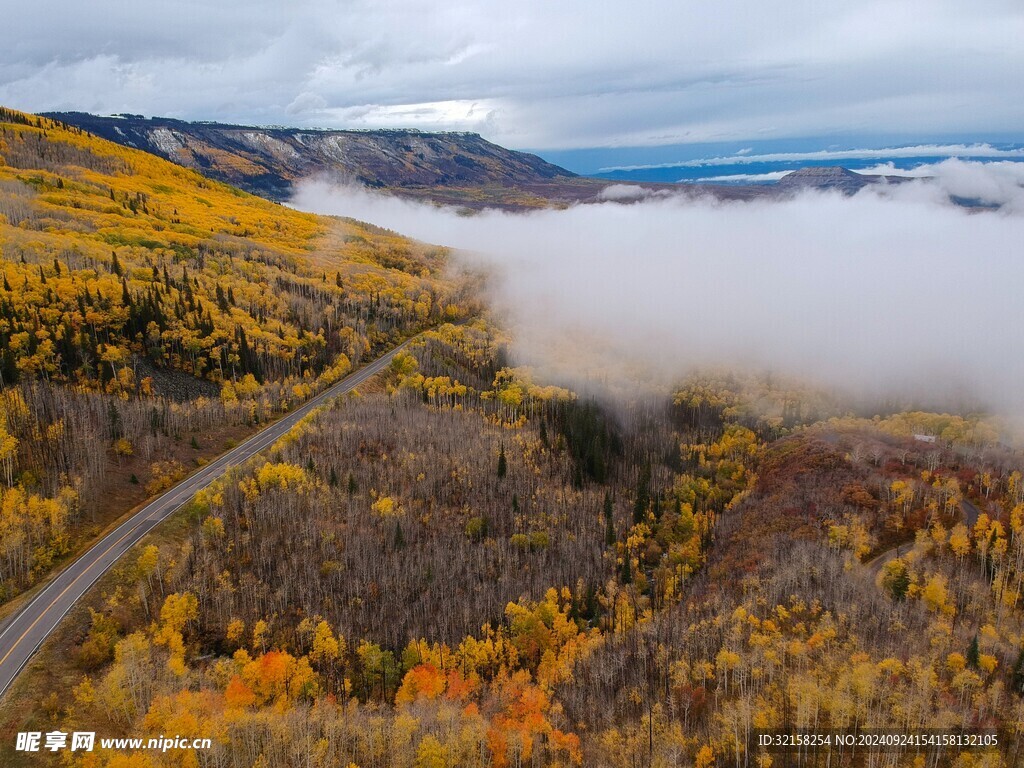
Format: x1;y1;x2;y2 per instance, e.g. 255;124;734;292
0;107;462;389
42;111;594;207
0;106;466;602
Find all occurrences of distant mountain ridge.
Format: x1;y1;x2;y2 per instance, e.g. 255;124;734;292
34;112;933;208
42;111;578;204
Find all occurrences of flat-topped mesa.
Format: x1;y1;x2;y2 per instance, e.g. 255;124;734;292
775;165;870;193
42;111;577;201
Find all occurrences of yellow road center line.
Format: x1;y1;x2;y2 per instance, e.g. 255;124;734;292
0;341;405;681
0;516;149;668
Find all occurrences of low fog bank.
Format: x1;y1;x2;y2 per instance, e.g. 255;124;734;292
861;159;1024;211
290;166;1024;422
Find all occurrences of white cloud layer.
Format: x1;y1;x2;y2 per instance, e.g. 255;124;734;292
693;171;794;184
290;164;1024;420
697;159;1024;187
600;144;1024;172
2;0;1024;148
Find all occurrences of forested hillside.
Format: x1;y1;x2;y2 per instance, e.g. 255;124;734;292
3;318;1020;767
0;107;467;604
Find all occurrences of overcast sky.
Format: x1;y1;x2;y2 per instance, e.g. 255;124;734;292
2;0;1022;149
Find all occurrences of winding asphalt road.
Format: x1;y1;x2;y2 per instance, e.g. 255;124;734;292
0;338;412;700
865;498;983;577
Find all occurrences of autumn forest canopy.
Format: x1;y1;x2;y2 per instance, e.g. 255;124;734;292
1;105;1024;768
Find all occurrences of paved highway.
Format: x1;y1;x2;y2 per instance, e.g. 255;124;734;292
0;338;412;699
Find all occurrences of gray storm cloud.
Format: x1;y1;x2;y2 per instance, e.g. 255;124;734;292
3;0;1024;147
290;167;1024;420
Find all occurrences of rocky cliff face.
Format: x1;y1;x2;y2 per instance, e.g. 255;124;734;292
43;112;576;202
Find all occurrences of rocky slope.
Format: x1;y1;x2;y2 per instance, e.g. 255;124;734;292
43;112;585;206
